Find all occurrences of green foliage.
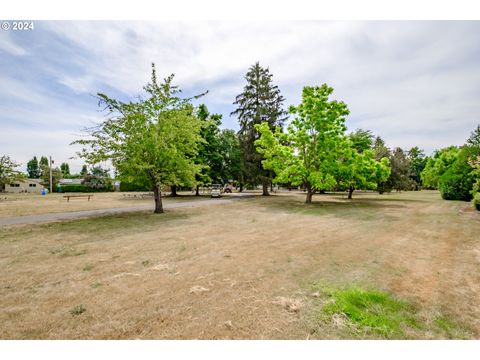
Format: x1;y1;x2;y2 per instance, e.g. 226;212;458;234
336;140;391;198
40;165;62;190
232;62;286;193
60;162;70;176
59;184;111;193
388;148;413;191
217;129;242;184
80;165;88;176
26;156;40;178
466;124;480;147
407;147;427;189
438;146;479;201
0;155;26;189
348;129;374;153
195;104;224;187
83;166;112;191
255;84;349;203
39;156;49;178
119;181;150;192
420;146;459;189
72;63;206;213
473;193;480;211
316;285;419;338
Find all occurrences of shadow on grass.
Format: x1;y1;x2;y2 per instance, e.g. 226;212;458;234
3;210;191;240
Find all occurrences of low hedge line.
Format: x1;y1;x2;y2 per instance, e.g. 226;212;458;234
473;193;480;211
119;181;151;192
58;184;113;193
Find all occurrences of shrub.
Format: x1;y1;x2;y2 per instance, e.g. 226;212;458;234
438;146;479;201
58;184;113;193
439;168;474;201
119;181;150;192
473;193;480;211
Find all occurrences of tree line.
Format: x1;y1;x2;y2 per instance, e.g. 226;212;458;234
1;62;478;213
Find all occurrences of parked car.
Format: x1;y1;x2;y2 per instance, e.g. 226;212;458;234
211;184;222;198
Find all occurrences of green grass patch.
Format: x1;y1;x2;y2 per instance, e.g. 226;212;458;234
318;285;419;338
306;283;472;339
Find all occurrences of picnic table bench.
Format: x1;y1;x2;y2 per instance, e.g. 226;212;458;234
63;194;94;202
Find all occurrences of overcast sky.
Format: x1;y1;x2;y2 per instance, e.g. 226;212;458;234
1;21;479;173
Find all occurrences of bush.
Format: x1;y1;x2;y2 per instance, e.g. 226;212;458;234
438;146;479;201
439;168;474;201
119;181;150;192
58;184;113;193
473;193;480;211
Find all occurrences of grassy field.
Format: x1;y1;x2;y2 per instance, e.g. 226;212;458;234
0;190;479;339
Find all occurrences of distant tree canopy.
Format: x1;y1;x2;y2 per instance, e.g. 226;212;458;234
232;62;287;195
60;162;70;176
0;155;25;190
466;124;480;147
195;104;223;195
27;156;40;178
73;63;206;213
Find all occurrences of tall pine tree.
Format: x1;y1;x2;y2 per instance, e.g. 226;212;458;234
231;62;287;195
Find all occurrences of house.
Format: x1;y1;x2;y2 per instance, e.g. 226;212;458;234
3;179;44;193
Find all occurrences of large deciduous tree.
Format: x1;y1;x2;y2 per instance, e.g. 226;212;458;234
466;124;480;147
255;84;349;204
407;147;426;190
217;129;242;186
73;64;205;213
231;62;287;195
0;155;25;191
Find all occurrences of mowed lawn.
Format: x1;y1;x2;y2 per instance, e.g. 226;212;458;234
0;191;479;339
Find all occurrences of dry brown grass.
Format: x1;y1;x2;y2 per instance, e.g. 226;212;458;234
0;190;479;339
0;191;209;218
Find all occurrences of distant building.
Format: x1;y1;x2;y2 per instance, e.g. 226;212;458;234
4;179;44;193
58;178;83;185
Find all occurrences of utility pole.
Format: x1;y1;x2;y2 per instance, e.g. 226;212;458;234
49;156;53;194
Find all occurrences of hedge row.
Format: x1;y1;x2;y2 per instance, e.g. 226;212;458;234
119;181;151;192
58;184;113;193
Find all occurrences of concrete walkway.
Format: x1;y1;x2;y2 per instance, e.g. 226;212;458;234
0;197;249;226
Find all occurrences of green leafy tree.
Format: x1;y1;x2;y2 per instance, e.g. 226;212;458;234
83;166;112;190
217;129;242;185
420;146;459;189
373;137;392;194
73;64;205;213
388;148;413;191
0;155;26;191
231;62;287;195
466;124;480;147
336;142;391;199
438;146;480;201
39;156;49;177
60;162;70;176
26;156;40;178
80;164;88;176
407;147;427;190
40;165;62;191
349;129;374;153
194;104;223;195
254;84;349;204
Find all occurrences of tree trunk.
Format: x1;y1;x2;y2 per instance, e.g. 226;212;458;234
262;182;270;196
239;183;243;192
270;182;273;192
195;185;200;196
153;185;164;214
170;185;178;197
348;187;354;199
305;184;314;204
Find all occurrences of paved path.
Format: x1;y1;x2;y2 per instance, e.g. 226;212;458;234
0;196;253;226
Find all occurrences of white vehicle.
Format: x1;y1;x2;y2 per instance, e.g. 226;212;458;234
211;184;222;198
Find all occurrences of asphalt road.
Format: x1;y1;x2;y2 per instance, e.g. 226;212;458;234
0;196;254;226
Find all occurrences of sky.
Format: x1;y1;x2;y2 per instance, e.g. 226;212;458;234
1;21;479;174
